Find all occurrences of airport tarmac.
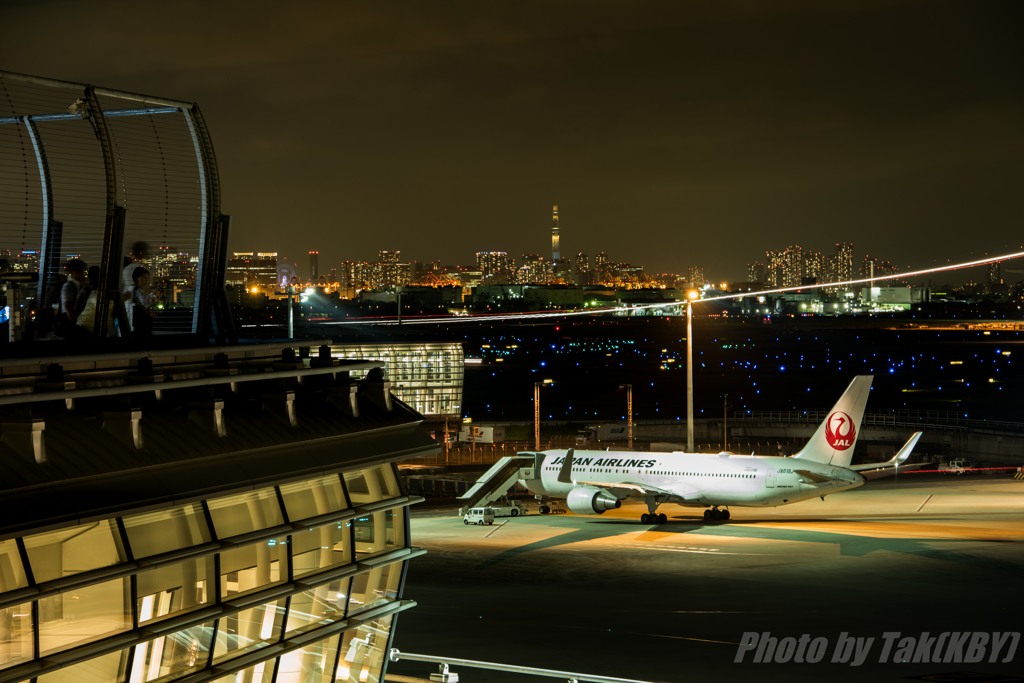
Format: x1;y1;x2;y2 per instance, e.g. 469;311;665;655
387;476;1023;683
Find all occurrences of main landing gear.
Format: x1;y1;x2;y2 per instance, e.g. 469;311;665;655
641;494;669;524
703;507;730;521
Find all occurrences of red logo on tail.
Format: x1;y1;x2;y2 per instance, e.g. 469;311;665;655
824;411;856;450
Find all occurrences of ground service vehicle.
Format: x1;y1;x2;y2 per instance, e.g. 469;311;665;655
487;499;526;517
463;508;495;525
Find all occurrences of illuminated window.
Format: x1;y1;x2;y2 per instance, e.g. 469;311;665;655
212;600;287;666
24;520;126;582
122;503;211;558
280;475;348;521
293;522;352;578
207;487;285;538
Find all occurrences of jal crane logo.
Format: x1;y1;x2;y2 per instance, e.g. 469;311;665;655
824;411;856;450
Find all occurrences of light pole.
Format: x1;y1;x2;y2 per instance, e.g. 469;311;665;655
723;393;728;451
534;382;540;450
285;285;297;339
620;384;633;449
686;290;698;452
534;380;553;450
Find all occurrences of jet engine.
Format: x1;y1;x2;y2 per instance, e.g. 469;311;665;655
566;486;621;515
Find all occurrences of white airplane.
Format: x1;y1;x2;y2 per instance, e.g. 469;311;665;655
519;375;923;523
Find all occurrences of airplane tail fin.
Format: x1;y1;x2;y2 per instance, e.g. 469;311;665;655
792;376;873;468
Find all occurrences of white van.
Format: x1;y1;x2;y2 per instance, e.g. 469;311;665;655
463;508;495;526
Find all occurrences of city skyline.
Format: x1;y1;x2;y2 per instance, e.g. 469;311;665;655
3;2;1022;281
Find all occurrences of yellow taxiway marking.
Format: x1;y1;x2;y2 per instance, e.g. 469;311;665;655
744;521;1024;542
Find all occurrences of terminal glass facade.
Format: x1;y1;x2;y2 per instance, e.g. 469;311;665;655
0;464;412;683
330;343;463;417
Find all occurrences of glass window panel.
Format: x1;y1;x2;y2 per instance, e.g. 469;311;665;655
38;578;131;655
0;601;33;671
129;620;215;682
122;503;211;559
206;488;284;539
342;471;372;505
276;633;339;683
212;599;286;665
24;520;127;583
36;648;128;683
344;466;399;505
280;475;347;522
373;466;399;499
292;521;352;578
285;579;350;636
353;509;403;559
137;557;214;625
335;616;393;683
210;661;273;683
347;564;401;616
219;537;288;600
0;539;28;593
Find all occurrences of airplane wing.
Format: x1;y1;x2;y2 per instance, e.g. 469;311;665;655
849;432;923;472
793;469;832;484
860;461;932;480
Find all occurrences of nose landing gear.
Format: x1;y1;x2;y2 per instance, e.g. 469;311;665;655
703;507;730;521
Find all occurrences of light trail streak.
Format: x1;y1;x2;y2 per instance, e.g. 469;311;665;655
317;249;1024;326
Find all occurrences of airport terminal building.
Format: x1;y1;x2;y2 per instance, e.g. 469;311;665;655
0;345;436;683
0;72;439;683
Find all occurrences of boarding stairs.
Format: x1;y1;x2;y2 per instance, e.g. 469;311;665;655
457;454;536;516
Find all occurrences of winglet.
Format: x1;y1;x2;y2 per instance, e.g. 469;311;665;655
557;449;575;484
895;432;923;465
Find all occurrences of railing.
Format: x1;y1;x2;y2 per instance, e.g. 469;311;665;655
389;648;655;683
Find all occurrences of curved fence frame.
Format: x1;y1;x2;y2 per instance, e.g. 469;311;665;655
0;70;230;340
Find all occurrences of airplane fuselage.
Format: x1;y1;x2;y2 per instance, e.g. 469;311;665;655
521;449;866;509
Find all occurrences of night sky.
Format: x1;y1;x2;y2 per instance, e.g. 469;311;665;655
3;0;1023;281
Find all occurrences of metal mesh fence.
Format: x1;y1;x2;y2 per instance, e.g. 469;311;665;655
0;71;222;338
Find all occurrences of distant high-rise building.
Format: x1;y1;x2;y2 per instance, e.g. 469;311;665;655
986;261;1000;288
766;250;784;288
835;243;853;284
309;250;319;280
573;252;591;285
517;253;552;284
782;245;804;287
372;250;405;289
551;205;560;260
860;255;898;285
226;252;278;290
476;251;515;277
688;266;705;285
594;252;609;282
576;252;590;273
747;262;765;284
804;251;824;283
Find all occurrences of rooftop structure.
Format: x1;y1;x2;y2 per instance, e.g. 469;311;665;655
0;340;436;683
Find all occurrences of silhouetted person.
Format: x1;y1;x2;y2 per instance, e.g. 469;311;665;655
57;259;89;341
122;241;149;293
131;266;154;337
76;265;115;337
